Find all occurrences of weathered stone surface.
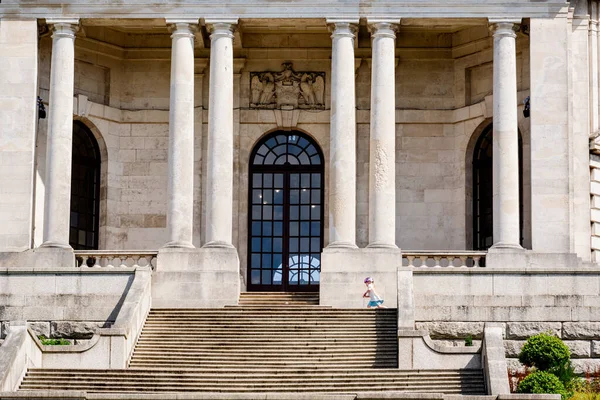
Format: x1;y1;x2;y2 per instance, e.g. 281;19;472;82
51;321;102;339
432;339;482;348
506;322;561;339
506;358;526;374
563;322;600;340
572;359;600;375
504;340;526;358
28;321;50;338
565;341;591;358
592;341;600;357
415;322;485;339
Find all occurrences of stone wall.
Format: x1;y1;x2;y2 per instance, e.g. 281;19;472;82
0;20;38;251
413;269;600;374
0;268;135;340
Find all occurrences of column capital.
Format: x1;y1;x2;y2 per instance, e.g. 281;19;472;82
367;18;400;39
205;17;238;39
46;18;79;38
166;18;199;38
326;17;359;38
488;18;521;37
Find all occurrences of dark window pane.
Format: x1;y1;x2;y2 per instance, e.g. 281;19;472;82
263;206;272;220
273;222;283;236
301;174;311;188
251;270;261;284
273;238;283;253
311;222;320;236
289;239;299;253
252;254;261;269
252;238;261;252
290;174;299;188
301;206;310;220
274;174;284;188
311;189;320;203
263;190;272;204
253;173;262;187
290;222;299;236
300;238;310;252
311;238;320;252
312;174;321;187
263;174;273;188
262;238;272;252
290;206;299;220
274;206;284;220
290;190;299;205
252;206;262;219
274;190;283;205
252;190;262;204
262;254;272;268
301;189;310;204
252;222;261;235
262;270;272;284
263;222;272;236
300;222;310;236
311;205;320;220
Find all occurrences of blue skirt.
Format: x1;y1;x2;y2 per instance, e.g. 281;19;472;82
368;300;384;307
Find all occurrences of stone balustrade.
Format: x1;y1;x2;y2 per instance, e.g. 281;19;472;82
402;251;486;268
74;250;158;269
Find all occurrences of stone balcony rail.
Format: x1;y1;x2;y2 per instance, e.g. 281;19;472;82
74;250;158;269
402;251;487;268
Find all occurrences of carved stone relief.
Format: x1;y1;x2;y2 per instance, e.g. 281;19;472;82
250;62;325;110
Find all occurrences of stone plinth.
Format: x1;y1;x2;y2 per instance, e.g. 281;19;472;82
320;247;400;308
153;247;240;308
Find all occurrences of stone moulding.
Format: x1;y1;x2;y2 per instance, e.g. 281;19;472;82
0;1;568;19
250;63;325;110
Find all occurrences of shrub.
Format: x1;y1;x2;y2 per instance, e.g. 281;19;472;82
519;333;571;372
465;335;473;346
38;335;71;345
517;371;568;399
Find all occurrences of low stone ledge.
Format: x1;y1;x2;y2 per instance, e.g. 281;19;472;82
51;321;104;340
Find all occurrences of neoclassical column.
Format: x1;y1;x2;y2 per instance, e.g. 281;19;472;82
490;19;522;250
326;18;359;248
367;19;400;249
164;19;198;248
41;19;79;248
203;18;238;248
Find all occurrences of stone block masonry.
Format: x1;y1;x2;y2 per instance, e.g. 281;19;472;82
414;269;600;374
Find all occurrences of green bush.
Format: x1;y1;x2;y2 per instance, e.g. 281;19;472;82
38;335;71;345
519;333;571;372
518;371;569;399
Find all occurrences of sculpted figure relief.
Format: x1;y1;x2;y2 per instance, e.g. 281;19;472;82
249;63;325;109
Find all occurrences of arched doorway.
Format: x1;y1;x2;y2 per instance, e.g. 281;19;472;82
472;124;523;250
248;131;324;292
69;121;101;250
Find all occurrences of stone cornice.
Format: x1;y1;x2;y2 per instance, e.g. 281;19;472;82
1;1;568;19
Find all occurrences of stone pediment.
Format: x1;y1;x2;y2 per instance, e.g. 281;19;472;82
250;63;325;110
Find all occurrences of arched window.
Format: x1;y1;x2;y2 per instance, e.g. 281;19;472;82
248;131;324;292
69;121;101;250
472;124;523;250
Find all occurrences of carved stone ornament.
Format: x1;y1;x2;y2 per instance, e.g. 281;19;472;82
250;62;325;110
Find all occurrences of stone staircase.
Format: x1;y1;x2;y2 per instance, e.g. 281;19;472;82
19;292;486;394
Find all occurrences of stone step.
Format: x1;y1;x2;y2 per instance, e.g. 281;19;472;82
26;368;482;376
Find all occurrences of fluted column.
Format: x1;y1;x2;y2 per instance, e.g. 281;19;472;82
41;19;79;248
367;19;399;249
204;18;237;248
327;18;359;248
490;20;522;250
164;19;197;248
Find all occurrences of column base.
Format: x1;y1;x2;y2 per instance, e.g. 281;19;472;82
325;242;358;249
320;247;401;308
490;242;524;251
366;242;398;249
202;241;235;249
162;241;195;249
39;241;72;249
153;246;240;307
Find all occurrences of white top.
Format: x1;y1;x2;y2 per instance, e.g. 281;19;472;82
367;283;382;301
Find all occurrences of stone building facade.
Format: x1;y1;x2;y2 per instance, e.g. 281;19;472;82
3;0;600;375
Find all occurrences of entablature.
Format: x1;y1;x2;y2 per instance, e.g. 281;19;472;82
1;0;568;20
